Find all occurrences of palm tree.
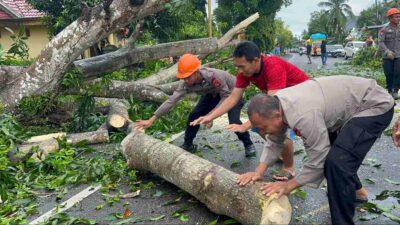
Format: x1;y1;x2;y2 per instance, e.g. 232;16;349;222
318;0;354;42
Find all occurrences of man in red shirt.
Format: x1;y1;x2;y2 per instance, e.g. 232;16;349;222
191;41;308;180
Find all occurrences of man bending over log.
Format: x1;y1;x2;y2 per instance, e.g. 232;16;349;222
135;54;256;156
242;76;394;225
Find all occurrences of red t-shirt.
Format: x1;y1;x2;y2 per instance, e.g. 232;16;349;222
235;55;308;92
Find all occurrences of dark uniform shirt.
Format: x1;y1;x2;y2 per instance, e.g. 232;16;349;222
154;68;235;117
378;24;400;59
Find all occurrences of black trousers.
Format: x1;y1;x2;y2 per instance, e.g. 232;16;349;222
383;58;400;92
324;107;394;225
184;94;253;147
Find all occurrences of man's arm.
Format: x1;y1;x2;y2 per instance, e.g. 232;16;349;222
190;87;245;125
392;117;400;147
136;86;185;129
225;89;279;133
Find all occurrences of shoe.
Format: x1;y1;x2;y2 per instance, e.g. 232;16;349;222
272;170;295;181
392;92;399;100
244;144;256;157
180;143;196;153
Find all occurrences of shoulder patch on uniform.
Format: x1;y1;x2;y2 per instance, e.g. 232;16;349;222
293;128;302;137
211;75;221;88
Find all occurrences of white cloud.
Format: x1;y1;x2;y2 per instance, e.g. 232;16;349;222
276;0;377;36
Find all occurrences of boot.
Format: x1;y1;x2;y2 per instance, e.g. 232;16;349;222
180;142;197;153
244;144;256;157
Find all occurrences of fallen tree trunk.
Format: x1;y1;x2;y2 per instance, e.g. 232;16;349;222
135;12;260;86
0;0;170;112
9;130;109;162
121;130;292;225
74;38;219;78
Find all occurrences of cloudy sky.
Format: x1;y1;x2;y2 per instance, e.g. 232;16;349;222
276;0;377;36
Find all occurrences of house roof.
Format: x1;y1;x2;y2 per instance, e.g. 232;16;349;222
0;0;44;20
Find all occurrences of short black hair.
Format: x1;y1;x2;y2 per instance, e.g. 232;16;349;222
247;94;280;119
233;41;260;61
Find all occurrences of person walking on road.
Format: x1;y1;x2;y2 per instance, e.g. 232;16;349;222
320;40;327;65
135;54;255;156
378;8;400;99
306;39;312;64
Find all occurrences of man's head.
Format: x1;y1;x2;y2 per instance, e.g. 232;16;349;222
177;54;202;87
387;8;400;25
233;41;261;77
247;94;286;136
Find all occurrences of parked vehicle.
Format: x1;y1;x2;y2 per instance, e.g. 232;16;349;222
298;47;306;56
326;44;345;58
344;41;366;60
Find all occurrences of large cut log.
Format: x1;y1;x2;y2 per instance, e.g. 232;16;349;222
121;131;292;225
74;38;219;78
135;12;260;85
9;130;109;162
0;0;170;112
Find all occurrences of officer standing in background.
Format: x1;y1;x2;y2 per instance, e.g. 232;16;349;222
379;8;400;99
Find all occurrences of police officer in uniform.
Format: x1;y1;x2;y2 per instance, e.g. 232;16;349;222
379;8;400;99
135;54;256;156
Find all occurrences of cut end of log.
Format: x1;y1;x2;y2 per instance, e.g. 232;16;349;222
109;114;127;128
260;195;292;225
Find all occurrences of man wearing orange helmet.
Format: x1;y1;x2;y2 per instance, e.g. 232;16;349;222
378;8;400;99
135;54;255;155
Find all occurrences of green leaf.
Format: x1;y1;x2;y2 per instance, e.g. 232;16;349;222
111;218;133;225
230;161;241;168
223;218;240;224
359;213;379;221
383;212;400;222
95;204;104;210
385;178;400;185
179;214;189;222
162;196;182;206
149;215;165;221
363;178;376;184
207;219;218;225
152;190;164;197
294;149;304;155
290;188;307;200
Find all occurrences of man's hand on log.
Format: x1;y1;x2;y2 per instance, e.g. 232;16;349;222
260;181;290;198
236;172;262;186
135;119;153;129
392;117;400;147
190;115;213;126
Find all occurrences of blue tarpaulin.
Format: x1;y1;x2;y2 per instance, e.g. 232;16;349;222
310;33;327;40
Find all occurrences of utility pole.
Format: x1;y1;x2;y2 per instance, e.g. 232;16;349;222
207;0;212;37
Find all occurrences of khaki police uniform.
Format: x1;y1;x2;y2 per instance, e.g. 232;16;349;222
154;67;253;148
378;24;400;93
261;75;394;225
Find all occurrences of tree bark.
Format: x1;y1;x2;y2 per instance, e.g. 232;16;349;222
9;130;109;162
134;12;260;86
74;38;218;78
0;65;26;90
0;0;170;112
121;130;292;225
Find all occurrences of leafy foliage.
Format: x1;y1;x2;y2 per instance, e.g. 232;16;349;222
352;46;381;71
215;0;292;52
0;114;139;225
142;0;208;43
307;10;332;38
26;0;102;36
317;0;354;43
4;26;30;60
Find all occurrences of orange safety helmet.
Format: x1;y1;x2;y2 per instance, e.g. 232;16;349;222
176;54;201;79
387;8;400;17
